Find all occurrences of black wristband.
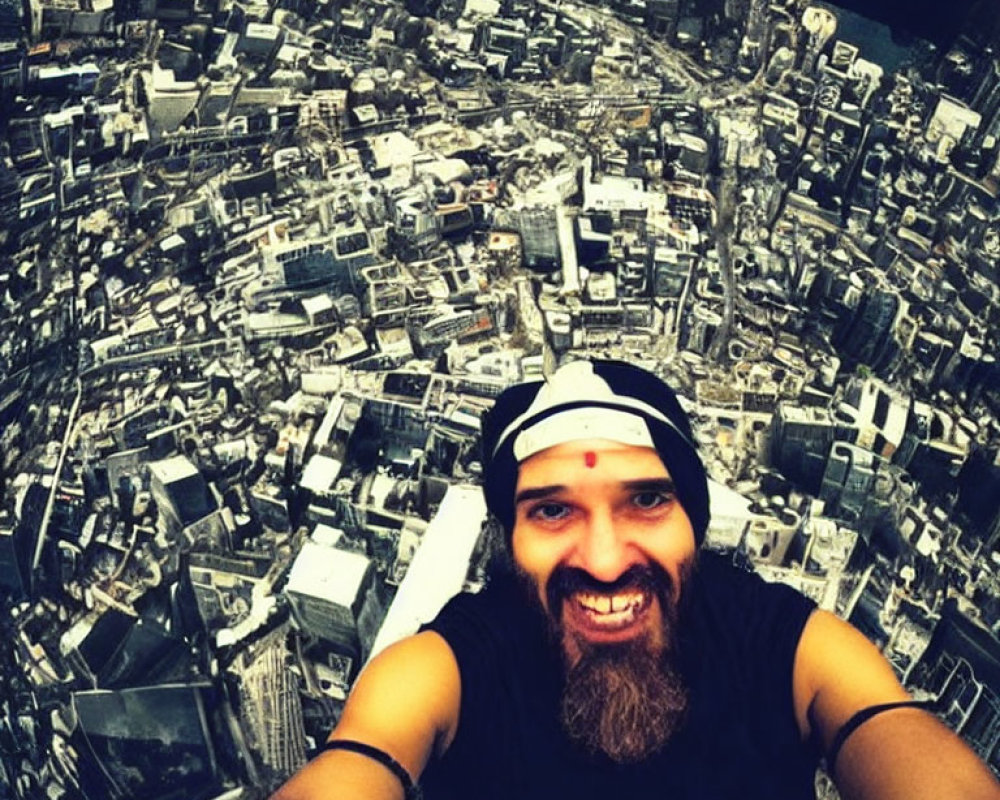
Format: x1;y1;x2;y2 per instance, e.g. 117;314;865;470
317;739;417;797
827;700;930;775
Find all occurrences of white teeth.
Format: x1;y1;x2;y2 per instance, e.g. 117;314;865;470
611;592;643;612
576;593;611;613
575;591;646;616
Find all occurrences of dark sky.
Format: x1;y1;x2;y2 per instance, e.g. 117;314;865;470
827;0;996;49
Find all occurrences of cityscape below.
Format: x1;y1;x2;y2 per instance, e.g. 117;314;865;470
1;0;1000;797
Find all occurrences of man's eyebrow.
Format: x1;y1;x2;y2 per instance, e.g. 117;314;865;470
514;485;566;505
622;478;677;494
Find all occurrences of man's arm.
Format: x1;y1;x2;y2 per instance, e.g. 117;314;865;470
270;630;461;800
793;609;1000;800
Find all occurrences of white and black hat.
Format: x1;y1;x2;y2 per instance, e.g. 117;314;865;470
481;359;710;543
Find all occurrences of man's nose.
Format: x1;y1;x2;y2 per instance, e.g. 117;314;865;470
573;507;632;584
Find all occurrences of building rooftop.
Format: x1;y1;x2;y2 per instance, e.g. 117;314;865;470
147;455;200;484
285;539;372;609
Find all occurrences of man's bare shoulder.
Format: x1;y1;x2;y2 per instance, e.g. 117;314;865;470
792;609;909;745
339;630;461;757
269;631;460;800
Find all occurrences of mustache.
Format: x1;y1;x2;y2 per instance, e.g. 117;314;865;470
546;563;674;614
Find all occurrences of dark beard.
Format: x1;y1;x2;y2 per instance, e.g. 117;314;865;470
560;632;689;763
515;561;692;764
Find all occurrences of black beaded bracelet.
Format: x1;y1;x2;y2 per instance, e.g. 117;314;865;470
826;700;930;775
317;739;419;798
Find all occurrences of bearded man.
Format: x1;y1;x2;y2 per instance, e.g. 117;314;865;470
273;360;1000;800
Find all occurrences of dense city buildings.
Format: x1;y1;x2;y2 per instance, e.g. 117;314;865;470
1;0;1000;796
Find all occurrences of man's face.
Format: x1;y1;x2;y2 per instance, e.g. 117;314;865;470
510;438;697;762
511;438;697;664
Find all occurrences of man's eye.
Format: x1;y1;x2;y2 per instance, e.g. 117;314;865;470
632;492;670;510
529;502;571;521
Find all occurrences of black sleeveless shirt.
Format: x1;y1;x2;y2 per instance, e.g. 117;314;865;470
420;551;820;800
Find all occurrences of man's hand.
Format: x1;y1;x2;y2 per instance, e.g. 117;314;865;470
793;610;1000;800
270;631;461;800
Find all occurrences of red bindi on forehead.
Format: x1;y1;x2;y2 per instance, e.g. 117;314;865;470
584;451;597;468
